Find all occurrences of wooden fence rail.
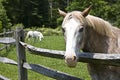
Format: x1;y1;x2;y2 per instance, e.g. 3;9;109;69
0;57;17;65
0;30;14;36
20;41;120;67
0;75;10;80
0;57;17;80
0;29;16;52
23;62;82;80
0;29;16;80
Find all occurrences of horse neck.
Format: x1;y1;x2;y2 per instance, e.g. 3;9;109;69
82;15;120;53
83;26;110;53
83;26;120;54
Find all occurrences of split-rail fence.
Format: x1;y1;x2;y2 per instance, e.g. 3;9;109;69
0;27;120;80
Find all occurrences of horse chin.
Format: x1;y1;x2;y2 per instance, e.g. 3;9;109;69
65;60;77;68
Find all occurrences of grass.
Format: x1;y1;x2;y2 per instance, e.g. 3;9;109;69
0;36;91;80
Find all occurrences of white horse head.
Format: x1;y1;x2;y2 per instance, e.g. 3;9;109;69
59;6;92;67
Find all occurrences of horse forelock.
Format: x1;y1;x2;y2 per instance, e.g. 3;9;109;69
62;11;84;26
64;11;115;38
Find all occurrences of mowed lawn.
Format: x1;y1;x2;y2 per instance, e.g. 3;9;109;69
0;36;91;80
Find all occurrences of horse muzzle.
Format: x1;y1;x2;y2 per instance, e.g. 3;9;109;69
65;55;77;67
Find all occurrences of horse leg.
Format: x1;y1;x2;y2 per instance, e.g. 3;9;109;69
87;64;120;80
39;36;42;41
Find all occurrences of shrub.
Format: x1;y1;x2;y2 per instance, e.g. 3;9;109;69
0;21;2;32
0;0;11;30
11;23;24;29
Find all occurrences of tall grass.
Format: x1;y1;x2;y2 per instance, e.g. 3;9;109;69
0;36;91;80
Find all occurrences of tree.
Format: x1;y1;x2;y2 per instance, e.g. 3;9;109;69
110;0;120;27
3;0;50;28
0;0;11;31
66;0;120;27
2;0;120;28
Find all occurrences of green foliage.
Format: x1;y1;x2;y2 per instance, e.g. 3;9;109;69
11;23;24;29
0;21;2;32
1;0;120;28
57;17;64;27
0;0;11;31
111;1;120;27
3;0;50;28
65;0;120;27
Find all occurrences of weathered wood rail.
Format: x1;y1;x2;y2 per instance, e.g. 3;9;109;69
23;63;81;80
0;29;16;80
0;31;13;36
0;57;17;65
0;37;16;51
0;29;16;51
20;41;120;67
0;75;10;80
0;29;14;37
0;37;16;44
0;57;17;80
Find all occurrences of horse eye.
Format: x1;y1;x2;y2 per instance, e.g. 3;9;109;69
79;28;84;32
62;28;65;33
68;14;72;19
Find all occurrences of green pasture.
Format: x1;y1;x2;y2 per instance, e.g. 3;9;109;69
0;36;90;80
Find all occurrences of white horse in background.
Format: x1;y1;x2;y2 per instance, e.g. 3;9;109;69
26;31;44;41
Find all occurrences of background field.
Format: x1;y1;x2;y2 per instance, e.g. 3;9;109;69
0;36;90;80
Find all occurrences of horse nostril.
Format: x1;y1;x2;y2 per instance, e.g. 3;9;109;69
73;56;76;61
65;56;76;61
64;56;66;59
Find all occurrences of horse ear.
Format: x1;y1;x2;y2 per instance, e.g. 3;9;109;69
58;8;67;17
81;5;92;17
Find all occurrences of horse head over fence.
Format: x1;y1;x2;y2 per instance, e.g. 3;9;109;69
59;5;120;80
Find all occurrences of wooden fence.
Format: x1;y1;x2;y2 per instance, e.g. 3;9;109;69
0;57;17;80
0;29;15;37
0;27;120;80
0;29;15;51
15;27;120;80
0;29;16;80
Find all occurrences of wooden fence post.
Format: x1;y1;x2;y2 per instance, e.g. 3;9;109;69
3;28;8;51
3;28;6;37
16;27;27;80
